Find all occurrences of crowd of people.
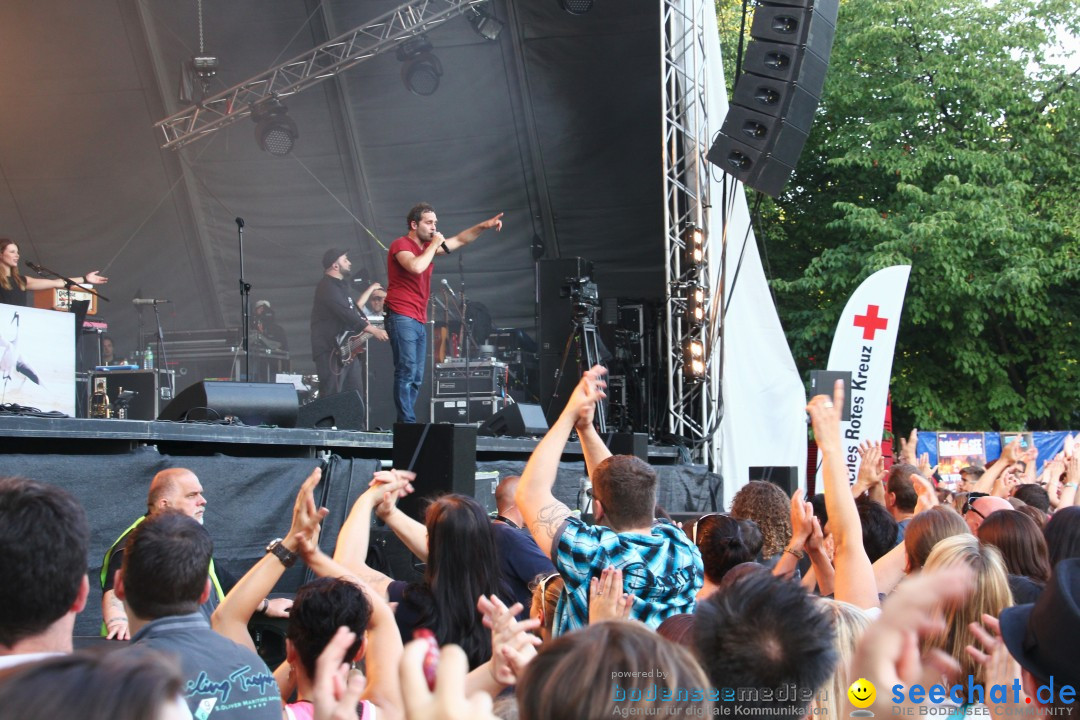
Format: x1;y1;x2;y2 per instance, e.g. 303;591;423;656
1;370;1078;720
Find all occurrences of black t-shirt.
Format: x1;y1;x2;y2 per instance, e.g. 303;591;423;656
0;282;28;307
310;275;368;358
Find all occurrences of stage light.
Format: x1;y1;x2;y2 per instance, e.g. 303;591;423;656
686;285;706;326
683;224;705;269
397;35;443;96
467;6;504;41
683;339;706;382
251;99;298;156
560;0;594;14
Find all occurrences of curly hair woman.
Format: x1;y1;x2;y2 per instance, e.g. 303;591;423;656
730;481;792;562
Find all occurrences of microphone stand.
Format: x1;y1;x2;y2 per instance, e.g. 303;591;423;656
151;302;174;398
454;254;472;423
236;217;251;382
27;263;110;303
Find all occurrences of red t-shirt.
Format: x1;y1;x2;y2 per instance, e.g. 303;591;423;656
386;235;434;323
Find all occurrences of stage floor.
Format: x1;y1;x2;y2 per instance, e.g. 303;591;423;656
0;415;682;462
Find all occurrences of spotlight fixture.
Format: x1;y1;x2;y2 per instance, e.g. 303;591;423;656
467;5;504;41
683;224;705;269
683;338;706;382
686;285;706;327
251;99;298;156
396;35;443;96
559;0;594;14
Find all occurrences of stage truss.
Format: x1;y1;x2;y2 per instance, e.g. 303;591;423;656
660;0;718;467
155;0;489;150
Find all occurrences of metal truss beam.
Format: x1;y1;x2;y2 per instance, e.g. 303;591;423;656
660;0;717;466
155;0;488;150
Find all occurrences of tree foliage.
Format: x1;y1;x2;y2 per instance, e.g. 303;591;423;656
744;0;1080;430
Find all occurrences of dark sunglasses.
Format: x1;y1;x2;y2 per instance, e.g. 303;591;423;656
962;492;990;518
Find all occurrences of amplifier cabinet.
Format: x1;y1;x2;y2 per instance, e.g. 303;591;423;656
431;396;505;425
88;369;174;420
433;361;508;398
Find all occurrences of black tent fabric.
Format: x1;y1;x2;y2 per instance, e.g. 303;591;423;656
0;446;378;636
0;0;664;375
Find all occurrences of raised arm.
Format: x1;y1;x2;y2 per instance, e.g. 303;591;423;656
516;366;606;558
972;439;1020;494
356;282;382;310
372;471;429;562
773;488;815;580
443;213;503;253
211;467;328;650
575;403;611;480
852;441;886;505
807;381;879;609
333;471;415;598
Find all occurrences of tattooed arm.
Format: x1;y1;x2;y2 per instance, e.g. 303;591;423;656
516;366;607;558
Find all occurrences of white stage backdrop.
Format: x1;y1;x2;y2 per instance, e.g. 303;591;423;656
0;302;75;416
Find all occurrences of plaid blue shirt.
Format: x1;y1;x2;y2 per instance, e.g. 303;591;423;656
551;516;703;636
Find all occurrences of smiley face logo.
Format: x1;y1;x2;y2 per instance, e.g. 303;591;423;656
848;678;876;709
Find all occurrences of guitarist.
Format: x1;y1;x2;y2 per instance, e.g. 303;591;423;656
309;248;388;399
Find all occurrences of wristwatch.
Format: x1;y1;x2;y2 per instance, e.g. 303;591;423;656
266;538;298;568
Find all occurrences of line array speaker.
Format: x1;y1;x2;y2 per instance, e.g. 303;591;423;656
707;0;839;196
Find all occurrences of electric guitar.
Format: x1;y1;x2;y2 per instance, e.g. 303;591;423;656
336;329;372;366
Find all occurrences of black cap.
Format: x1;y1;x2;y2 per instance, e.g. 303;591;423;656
322;248;346;270
999;558;1080;687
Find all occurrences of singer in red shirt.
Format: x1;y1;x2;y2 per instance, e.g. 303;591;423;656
384;203;503;423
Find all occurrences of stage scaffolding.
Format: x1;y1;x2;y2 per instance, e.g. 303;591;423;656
660;0;719;467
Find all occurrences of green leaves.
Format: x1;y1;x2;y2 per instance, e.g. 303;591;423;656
748;0;1080;430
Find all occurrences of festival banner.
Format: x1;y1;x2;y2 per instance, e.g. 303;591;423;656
821;266;911;484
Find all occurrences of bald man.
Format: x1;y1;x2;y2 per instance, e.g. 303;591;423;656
99;469;290;640
963;493;1014;533
491;475;555;611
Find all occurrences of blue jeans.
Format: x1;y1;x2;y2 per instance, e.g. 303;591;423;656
386;311;425;424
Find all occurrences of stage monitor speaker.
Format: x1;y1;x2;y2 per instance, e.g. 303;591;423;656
707;0;838;197
298;391;366;430
158;381;298;427
392;423;477;520
750;466;799;497
606;432;648;461
478;403;548;437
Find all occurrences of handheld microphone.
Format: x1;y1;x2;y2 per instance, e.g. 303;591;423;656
440;278;457;298
435;232;452;255
132;298;171;306
235;217;245;228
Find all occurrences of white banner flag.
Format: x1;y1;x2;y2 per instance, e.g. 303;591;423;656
822;265;911;483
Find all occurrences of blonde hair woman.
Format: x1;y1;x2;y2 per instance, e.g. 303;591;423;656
921;534;1013;682
815;599;872;720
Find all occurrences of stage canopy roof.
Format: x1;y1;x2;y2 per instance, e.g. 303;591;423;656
0;0;666;368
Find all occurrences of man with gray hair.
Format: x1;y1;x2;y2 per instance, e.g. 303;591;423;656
100;468;289;639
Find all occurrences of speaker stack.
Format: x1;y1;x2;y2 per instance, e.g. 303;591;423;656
706;0;839;196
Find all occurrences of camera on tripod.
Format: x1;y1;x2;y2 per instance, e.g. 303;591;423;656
561;276;600;322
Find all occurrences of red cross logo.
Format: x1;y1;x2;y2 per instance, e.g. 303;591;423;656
853;304;889;340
